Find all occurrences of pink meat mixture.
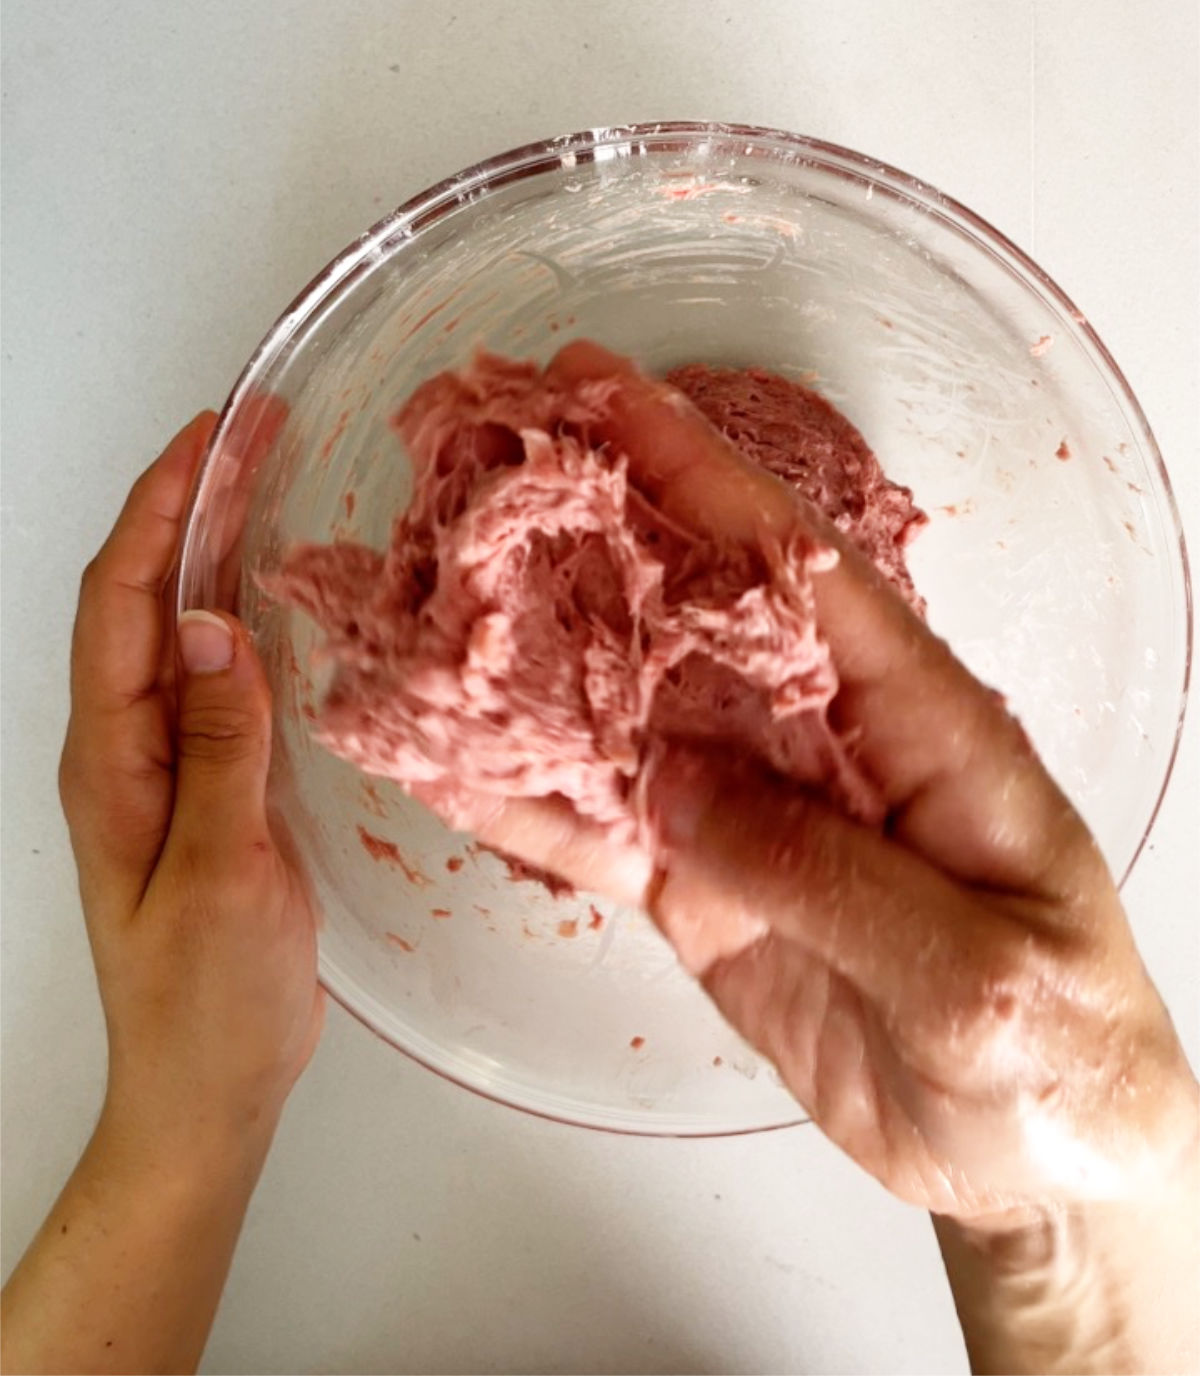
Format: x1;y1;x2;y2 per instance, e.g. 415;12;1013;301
270;352;925;844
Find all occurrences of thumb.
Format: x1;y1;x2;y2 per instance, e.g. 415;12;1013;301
172;610;272;852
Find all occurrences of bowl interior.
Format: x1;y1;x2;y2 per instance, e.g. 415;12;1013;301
179;125;1189;1134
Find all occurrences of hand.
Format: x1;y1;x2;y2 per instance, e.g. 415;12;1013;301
3;415;323;1375
458;343;1199;1223
459;345;1200;1369
58;412;323;1159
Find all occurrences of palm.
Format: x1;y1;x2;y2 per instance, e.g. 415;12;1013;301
697;929;970;1213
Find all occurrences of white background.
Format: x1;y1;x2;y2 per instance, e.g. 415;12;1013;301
3;3;1197;1372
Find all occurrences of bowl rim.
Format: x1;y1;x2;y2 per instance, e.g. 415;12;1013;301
178;120;1193;1133
318;971;811;1138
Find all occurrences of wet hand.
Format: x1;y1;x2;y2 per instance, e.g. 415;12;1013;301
465;343;1199;1223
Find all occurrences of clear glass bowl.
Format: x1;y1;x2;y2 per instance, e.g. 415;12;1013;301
178;122;1191;1135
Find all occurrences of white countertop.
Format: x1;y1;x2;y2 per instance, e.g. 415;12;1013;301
3;2;1197;1371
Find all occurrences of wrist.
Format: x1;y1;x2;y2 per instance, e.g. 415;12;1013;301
934;1149;1200;1374
95;1082;281;1197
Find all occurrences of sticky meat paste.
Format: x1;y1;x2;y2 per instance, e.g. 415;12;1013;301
269;353;925;844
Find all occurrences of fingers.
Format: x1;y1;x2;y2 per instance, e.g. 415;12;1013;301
189;389;290;613
646;747;1024;1004
408;782;653;906
700;932;981;1214
547;342;1098;901
550;340;800;544
61;413;218;908
71;412;218;720
167;611;274;861
700;933;880;1148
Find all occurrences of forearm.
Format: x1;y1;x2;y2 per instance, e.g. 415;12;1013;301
1;1103;275;1375
934;1151;1200;1375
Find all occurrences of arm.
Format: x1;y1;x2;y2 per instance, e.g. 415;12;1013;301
1;414;322;1375
1;1111;271;1375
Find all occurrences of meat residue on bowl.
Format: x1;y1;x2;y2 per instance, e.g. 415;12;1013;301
357;825;432;887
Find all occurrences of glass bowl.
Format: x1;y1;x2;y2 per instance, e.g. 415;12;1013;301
177;122;1191;1135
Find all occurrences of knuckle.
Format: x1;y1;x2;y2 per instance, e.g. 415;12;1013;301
57;759;85;832
78;553;105;600
178;702;266;765
947;937;1056;1075
128;464;158;502
169;830;276;909
57;741;79;807
761;792;842;895
57;733;114;817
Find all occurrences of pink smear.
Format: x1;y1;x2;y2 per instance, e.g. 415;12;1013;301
659;181;731;201
356;825;432;887
938;500;975;518
493;848;575;899
404;299;450;342
319;409;350;463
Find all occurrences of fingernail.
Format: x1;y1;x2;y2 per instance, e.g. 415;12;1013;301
178;610;235;674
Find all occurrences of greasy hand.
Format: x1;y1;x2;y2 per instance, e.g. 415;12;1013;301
461;344;1199;1222
58;414;322;1159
